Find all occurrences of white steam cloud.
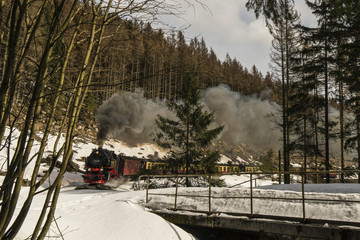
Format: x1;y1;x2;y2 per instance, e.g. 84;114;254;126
96;85;281;148
201;85;281;148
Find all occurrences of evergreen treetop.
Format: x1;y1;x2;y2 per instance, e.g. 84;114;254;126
154;71;224;174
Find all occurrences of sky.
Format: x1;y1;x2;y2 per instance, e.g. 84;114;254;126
162;0;317;75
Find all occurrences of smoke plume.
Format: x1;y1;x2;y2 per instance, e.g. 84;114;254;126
96;85;281;148
201;84;281;148
96;90;174;146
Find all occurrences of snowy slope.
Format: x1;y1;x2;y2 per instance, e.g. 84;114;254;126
14;183;196;240
2;129;360;239
0;127;166;180
145;184;360;223
12;180;360;239
1;129;197;240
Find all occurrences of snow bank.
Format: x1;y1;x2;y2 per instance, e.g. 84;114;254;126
14;183;196;240
2;128;195;240
145;184;360;223
257;183;360;194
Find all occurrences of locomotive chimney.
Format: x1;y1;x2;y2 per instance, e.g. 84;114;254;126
97;139;105;149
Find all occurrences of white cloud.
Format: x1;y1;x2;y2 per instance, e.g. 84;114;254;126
160;0;316;75
295;1;318;27
162;0;272;73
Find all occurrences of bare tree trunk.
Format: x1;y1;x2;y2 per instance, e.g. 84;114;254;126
357;107;360;184
303;117;307;183
3;15;80;238
0;0;28;142
324;34;330;184
339;78;345;183
35;2;113;237
281;40;289;184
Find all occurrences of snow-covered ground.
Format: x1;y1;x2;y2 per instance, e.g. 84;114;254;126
14;183;196;240
145;182;360;223
10;177;360;239
0;127;165;179
1;129;195;240
1;129;360;239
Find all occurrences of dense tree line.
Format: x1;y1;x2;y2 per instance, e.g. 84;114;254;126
85;20;276;118
247;0;360;183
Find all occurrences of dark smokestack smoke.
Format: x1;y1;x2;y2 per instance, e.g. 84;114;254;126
96;85;281;148
96;90;173;146
97;139;105;148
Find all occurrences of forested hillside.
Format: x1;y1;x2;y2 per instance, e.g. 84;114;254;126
1;0;360;238
83;20;276;120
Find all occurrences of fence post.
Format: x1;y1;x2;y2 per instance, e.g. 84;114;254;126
301;172;306;222
138;176;140;190
208;175;212;214
278;150;281;184
174;176;178;210
250;173;253;218
146;175;150;204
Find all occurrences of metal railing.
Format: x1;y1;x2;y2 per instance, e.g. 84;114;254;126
138;170;360;226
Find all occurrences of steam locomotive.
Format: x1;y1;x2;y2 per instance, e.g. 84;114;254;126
80;148;145;188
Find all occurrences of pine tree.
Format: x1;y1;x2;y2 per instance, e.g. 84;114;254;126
269;0;300;184
337;0;360;183
154;71;224;182
290;30;324;183
305;0;341;183
249;0;299;183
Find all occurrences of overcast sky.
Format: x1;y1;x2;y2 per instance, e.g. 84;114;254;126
162;0;317;75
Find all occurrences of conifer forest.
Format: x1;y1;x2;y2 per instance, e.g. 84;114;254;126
0;0;360;239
